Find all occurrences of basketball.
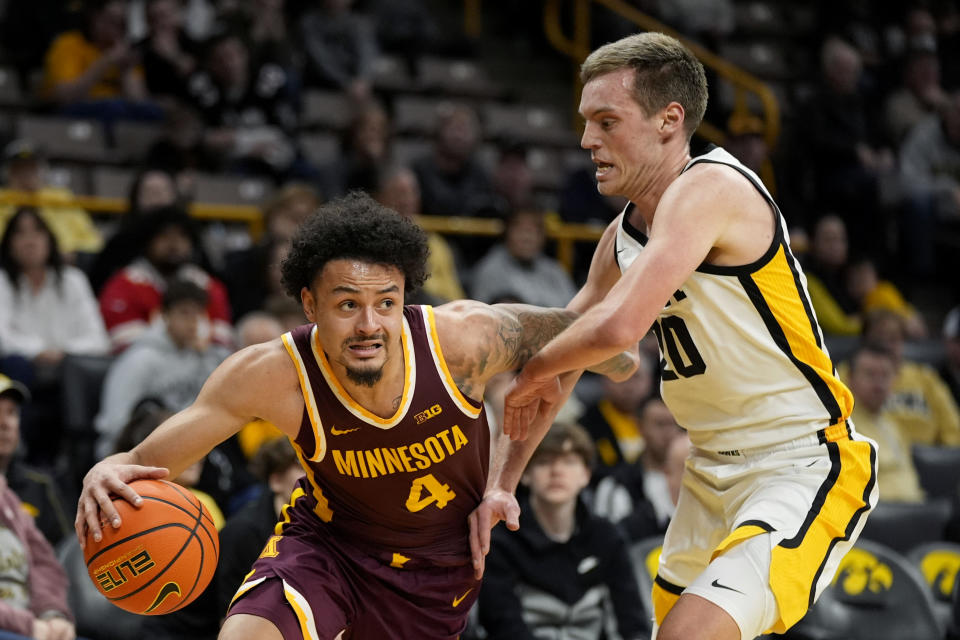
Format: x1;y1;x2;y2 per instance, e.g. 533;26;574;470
83;479;219;615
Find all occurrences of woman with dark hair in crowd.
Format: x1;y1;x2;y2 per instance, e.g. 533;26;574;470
0;207;109;463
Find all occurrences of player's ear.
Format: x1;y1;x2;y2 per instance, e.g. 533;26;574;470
301;287;316;322
660;102;685;136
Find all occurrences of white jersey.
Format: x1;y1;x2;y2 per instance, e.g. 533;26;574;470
615;146;853;451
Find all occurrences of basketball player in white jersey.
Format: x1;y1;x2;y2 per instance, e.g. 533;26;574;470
493;33;879;640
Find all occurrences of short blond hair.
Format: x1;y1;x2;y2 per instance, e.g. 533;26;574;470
581;32;707;138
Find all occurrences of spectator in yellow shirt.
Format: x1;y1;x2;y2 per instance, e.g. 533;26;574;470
41;0;160;123
840;309;960;446
845;255;927;339
848;344;926;503
0;140;102;258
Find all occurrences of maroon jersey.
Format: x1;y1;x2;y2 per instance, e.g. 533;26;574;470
280;305;490;566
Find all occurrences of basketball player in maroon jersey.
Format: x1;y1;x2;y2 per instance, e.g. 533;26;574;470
75;192;636;640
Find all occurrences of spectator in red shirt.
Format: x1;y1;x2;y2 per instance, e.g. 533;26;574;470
98;205;231;351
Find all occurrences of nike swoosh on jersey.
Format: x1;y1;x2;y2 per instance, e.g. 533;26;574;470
452;588;473;607
711;578;745;595
330;427;360;436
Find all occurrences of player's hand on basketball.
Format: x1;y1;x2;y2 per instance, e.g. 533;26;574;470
468;489;520;579
76;457;168;547
503;369;563;441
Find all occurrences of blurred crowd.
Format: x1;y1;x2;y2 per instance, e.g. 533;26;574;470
0;1;958;639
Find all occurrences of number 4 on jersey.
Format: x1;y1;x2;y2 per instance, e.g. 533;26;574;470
405;473;456;512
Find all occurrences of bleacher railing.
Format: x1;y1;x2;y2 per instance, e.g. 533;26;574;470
543;0;780;186
0;191;605;273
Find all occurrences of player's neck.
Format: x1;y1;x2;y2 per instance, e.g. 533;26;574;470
628;149;692;227
336;350;407;419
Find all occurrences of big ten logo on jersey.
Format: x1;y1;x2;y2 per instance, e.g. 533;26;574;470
414;404;443;424
94;547;156;592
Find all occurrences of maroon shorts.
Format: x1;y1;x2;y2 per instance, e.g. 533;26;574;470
226;521;480;639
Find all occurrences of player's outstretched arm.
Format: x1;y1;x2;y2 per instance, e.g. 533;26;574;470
433;300;637;401
76;339;302;546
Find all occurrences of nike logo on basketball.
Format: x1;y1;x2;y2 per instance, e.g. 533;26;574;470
711;579;745;595
145;582;181;613
452;588;473;607
330;427;360;436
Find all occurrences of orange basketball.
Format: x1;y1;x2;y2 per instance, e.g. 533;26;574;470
83;479;219;615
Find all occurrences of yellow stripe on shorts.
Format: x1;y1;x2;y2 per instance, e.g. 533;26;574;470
767;437;876;633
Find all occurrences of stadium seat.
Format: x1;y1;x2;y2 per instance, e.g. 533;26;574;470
859;498;952;553
46;164;92;195
390;136;432;167
16;115;109;163
301;90;354;130
0;66;23;107
393;96;461;136
191;174;272;206
784;539;941;640
526;147;564;191
111;121;164;162
56;537;143;640
371;54;415;93
298;131;340;170
92;166;135;199
628;534;663;635
417;57;502;98
912;444;960;499
949;571;960;640
482;102;579;147
907;541;960;632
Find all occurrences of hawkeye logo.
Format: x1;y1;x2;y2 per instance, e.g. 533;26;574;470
94;548;156;592
832;548;893;595
415;404;443;424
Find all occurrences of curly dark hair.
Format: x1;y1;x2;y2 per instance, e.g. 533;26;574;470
281;191;428;299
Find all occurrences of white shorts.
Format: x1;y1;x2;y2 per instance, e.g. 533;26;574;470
652;424;878;639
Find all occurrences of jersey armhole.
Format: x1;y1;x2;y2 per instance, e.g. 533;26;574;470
281;331;326;462
420;306;483;418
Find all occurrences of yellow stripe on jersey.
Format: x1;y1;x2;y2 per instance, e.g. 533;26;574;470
310;322;416;428
228;574;264;609
274;486;306;535
652;575;684;626
281;332;326;462
283;580;321;640
748;245;854;422
422;306;482;419
711;523;774;562
767;437;876;633
290;444;333;522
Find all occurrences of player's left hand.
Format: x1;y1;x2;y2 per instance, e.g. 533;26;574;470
468;489;520;580
502;370;563;441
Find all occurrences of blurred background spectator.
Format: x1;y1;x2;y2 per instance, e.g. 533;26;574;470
95;278;231;457
847;344;926;503
477;422;648;640
470;209;577;307
0;140;103;261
